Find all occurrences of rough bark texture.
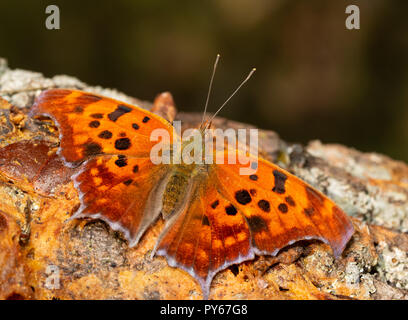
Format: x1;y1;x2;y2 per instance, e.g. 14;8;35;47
0;58;407;300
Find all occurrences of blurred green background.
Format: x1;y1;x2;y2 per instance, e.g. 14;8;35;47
1;0;407;162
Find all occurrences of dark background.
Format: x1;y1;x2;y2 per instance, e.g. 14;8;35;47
1;0;407;162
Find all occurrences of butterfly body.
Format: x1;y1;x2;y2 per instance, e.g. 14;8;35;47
162;163;200;219
30;89;354;299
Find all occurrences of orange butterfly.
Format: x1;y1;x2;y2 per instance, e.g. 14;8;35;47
30;77;354;299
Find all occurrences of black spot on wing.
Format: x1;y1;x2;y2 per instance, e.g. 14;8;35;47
249;174;258;181
115;156;127;167
211;200;219;209
285;196;296;206
235;189;252;205
74;105;84;113
304;207;314;216
278;203;288;213
91;113;103;119
89;120;100;128
225;204;237;216
272;170;287;194
202;215;210;226
257;200;270;213
132;123;140;130
142;116;150;123
98;130;112;139
123;179;133;186
108;104;132;122
83;142;102;156
115;138;131;150
133;165;139;173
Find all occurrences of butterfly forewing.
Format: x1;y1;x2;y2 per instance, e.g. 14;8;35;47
30;89;175;163
30;89;175;245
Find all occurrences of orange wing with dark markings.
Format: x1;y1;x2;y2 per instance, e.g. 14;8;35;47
72;155;170;244
154;177;253;299
154;152;354;298
30;89;174;245
214;155;354;258
30;89;175;164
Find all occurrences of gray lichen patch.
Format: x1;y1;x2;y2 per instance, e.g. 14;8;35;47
58;220;129;280
376;241;408;290
0;69;54;99
0;57;149;111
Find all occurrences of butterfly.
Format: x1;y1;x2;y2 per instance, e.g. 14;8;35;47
29;66;354;299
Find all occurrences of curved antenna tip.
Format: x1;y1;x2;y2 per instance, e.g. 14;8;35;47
205;66;256;128
200;54;221;129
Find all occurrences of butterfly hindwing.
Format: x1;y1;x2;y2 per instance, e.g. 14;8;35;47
154;178;253;299
155;152;354;298
72;156;170;245
214;153;354;257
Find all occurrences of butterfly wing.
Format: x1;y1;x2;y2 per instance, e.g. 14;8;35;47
154;152;354;298
30;89;175;163
154;177;253;299
72;155;170;244
30;89;175;245
213;154;354;258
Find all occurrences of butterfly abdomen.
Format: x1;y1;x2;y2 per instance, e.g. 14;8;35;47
162;165;195;219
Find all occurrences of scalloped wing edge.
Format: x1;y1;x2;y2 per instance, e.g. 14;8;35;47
154;230;354;299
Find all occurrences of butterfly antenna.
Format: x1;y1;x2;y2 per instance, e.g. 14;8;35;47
205;68;256;129
200;54;220;130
